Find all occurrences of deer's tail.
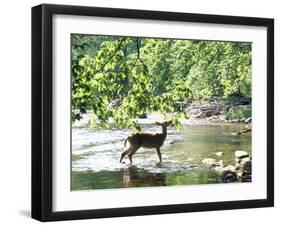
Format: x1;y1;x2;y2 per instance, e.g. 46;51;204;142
124;138;128;148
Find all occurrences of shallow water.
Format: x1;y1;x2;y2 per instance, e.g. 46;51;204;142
72;122;251;190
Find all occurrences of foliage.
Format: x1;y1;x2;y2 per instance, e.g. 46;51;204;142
71;35;252;130
223;107;252;120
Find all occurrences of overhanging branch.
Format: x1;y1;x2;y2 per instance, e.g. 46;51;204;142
128;38;150;76
94;37;125;74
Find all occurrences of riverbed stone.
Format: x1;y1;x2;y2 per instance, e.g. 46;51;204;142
218;160;224;167
235;150;249;159
240;156;251;162
215;151;224;157
202;158;216;164
189;164;198;168
235;156;251;165
215;164;235;173
223;165;236;172
202;158;220;167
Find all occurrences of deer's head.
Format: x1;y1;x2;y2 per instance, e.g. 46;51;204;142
155;120;172;128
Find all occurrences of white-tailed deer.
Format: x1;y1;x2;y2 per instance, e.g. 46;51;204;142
120;121;172;164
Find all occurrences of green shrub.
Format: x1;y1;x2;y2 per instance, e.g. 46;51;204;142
224;107;251;120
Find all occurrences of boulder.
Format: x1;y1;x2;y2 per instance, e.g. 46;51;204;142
235;150;249;159
237;171;252;182
218;170;238;183
240;158;252;173
235;156;252;182
223;165;236;172
245;117;252;123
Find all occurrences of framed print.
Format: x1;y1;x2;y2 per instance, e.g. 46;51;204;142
31;4;274;221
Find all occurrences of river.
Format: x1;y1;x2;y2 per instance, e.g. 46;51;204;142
72;118;251;190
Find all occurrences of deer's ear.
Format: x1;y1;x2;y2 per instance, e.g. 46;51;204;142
155;121;162;125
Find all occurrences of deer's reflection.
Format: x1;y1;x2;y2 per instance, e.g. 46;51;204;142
123;165;166;187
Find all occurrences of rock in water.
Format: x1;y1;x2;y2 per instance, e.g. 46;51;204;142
240;157;252;173
218;170;238;183
223;165;236;172
189;164;198;168
218;160;224;167
235;150;249;159
169;140;175;145
202;158;220;167
215;151;224;157
235;156;252;182
238;171;252;182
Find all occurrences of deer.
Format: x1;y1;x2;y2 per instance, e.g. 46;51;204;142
119;121;172;164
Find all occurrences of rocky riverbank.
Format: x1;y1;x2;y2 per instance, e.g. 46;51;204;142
185;102;251;124
201;150;252;183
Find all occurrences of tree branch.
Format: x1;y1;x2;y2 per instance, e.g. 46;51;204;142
94;37;125;74
127;38;150;76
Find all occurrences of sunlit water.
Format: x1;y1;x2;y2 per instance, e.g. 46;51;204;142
72;121;251;190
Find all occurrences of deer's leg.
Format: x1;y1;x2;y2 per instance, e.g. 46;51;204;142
156;147;162;162
128;153;133;164
120;148;131;163
128;146;139;164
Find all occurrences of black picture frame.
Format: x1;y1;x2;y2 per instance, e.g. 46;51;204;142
32;3;274;222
